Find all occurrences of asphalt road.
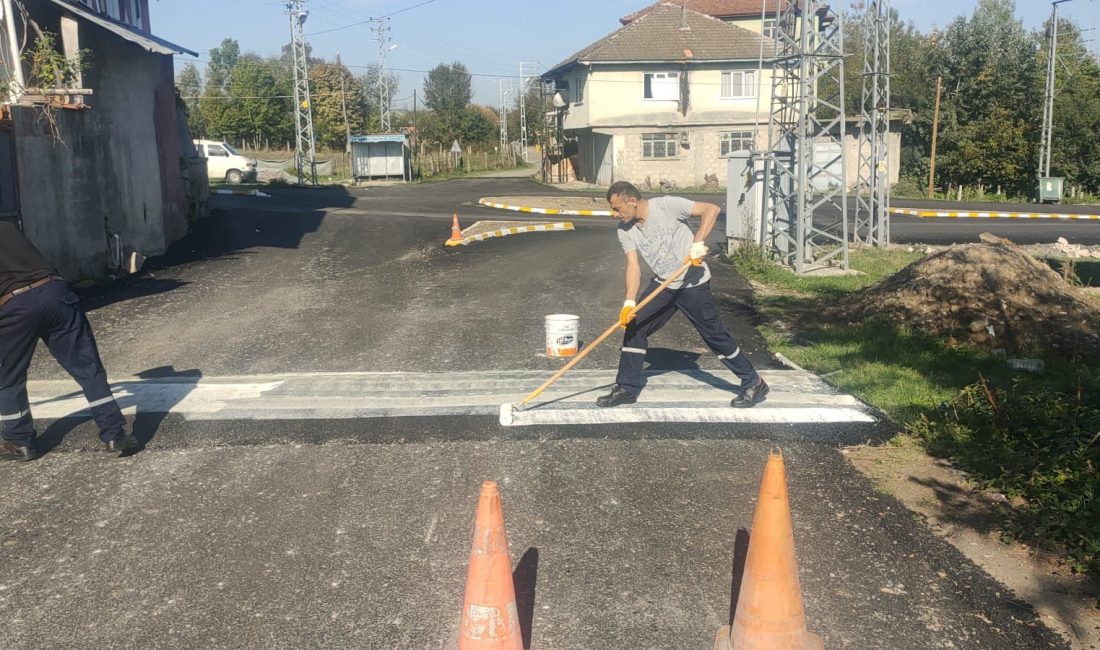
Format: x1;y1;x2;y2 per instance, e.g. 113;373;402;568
1;178;1073;649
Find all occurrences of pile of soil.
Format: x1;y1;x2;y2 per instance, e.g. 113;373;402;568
834;242;1100;362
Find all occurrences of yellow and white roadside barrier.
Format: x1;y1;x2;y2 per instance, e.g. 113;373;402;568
478;198;611;217
447;222;575;247
890;207;1100;220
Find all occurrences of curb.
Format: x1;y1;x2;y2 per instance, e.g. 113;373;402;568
214;189;272;198
479;198;611;217
890;207;1100;220
447;222;575;246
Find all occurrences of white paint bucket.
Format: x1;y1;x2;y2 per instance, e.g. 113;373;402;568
544;314;579;357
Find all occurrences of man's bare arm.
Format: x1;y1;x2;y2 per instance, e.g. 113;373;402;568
690;201;722;243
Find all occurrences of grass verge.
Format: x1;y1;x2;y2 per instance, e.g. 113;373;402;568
732;244;1100;582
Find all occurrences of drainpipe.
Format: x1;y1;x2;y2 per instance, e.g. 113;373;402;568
1;0;26;101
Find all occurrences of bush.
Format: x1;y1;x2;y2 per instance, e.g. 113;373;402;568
909;370;1100;580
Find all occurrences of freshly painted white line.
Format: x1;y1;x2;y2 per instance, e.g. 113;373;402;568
26;369;877;426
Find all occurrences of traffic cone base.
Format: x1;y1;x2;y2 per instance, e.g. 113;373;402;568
446;212;464;246
717;450;822;650
459;481;523;650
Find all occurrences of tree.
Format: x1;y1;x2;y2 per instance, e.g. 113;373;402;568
176;63;205;137
423;62;472;142
309;62;367;149
223;54;293;148
207;38;241;91
1045;18;1100;192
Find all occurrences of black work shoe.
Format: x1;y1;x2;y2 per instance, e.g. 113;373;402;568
731;379;770;408
0;441;38;462
596;385;638;408
102;433;140;453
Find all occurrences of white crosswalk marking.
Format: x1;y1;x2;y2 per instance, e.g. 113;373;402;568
25;369;877;426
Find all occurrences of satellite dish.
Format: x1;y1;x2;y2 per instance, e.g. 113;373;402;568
552;92;567;108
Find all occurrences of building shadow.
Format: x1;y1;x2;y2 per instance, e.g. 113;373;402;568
35;365;202;456
513;547;539;649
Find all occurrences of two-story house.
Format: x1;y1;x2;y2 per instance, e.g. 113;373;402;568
0;0;203;281
542;3;773;188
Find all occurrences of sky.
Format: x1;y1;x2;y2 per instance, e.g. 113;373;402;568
151;0;1099;107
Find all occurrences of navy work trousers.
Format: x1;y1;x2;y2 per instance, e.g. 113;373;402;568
616;279;759;395
0;280;125;445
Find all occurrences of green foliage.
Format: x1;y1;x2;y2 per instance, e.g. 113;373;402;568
733;244;1100;583
26;31;90;89
422;62;472;144
910;371;1100;579
846;0;1100;194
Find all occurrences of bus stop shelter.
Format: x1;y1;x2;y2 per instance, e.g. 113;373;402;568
350;134;410;182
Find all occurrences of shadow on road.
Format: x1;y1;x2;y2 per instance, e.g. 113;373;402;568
36;365;202;456
79;188;357;311
513;547;539;649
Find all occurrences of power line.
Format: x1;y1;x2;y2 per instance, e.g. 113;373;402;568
306;0;445;36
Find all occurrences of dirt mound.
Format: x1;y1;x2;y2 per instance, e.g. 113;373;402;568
834;242;1100;362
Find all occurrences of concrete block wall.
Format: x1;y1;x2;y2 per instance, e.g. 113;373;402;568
611;126;763;189
12;6;186;282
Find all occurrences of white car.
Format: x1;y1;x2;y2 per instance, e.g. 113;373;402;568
194;140;258;184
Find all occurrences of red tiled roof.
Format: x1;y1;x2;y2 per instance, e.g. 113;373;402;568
620;0;776;24
546;3;768;75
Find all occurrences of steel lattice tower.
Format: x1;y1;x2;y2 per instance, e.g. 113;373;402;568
373;18;393;133
287;0;317;185
518;62;539;163
855;0;891;246
763;0;849;273
498;78;513;153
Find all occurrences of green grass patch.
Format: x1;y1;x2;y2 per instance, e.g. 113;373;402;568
734;245;1100;581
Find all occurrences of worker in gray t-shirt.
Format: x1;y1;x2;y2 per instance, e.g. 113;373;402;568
596;180;769;408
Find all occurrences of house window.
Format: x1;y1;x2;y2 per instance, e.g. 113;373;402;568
763;18;777;39
642;133;679;159
643;72;679;100
574;75;585;104
720;131;754;156
721;71;756;99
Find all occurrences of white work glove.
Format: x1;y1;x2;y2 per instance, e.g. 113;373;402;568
619;300;637;327
689;241;708;266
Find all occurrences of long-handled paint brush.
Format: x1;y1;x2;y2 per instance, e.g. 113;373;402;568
500;260;694;426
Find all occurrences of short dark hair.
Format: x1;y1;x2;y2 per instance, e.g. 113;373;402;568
606;181;642;202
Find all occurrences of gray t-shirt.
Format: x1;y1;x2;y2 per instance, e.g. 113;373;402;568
617;196;711;289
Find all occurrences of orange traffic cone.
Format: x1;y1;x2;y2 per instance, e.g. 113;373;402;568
716;450;823;650
459;481;523;650
446;212;464;246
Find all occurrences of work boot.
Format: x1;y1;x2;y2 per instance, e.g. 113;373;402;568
102;433;141;454
731;378;770;408
0;440;38;462
596;385;638;408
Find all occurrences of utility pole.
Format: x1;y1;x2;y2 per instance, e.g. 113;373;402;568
413;89;419;178
1040;0;1073;182
928;75;942;199
287;0;317;185
763;0;850;273
340;68;351;180
855;0;892;247
498;78;512;159
518;62;539;163
372;17;393;133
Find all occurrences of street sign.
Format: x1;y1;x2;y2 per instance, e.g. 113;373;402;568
450;140;462;154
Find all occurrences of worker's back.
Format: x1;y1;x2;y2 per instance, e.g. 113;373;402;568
0;220;58;296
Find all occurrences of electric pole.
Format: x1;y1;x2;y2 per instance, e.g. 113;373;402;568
518;62;539;163
498;78;512;158
372;17;393;133
287;0;317;186
928;75;942;199
1039;0;1073;182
